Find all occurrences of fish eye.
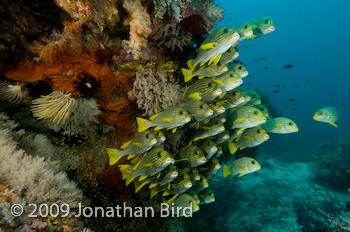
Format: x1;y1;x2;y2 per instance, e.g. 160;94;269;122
223;28;228;33
253;94;257;97
212;102;217;106
232;91;236;96
251;160;256;164
257;129;261;134
208;83;213;88
238;66;242;70
157;132;160;136
230;74;234;77
215;121;219;125
146;134;150;138
244;25;248;29
179;110;183;115
265;19;270;24
317;112;323;115
207;142;210;146
188;200;191;204
289;122;293;126
209;193;213;195
200;104;204;109
253;111;258;115
157;152;162;158
211;159;215;163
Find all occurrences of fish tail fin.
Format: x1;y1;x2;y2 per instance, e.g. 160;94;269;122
150;188;159;199
228;140;239;154
223;165;230;177
134;181;146;193
119;165;133;186
106;148;124;166
182;68;193;82
166;194;179;205
329;122;338;128
187;59;194;70
136;117;150;132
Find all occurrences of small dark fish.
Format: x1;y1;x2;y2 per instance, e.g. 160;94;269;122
227;17;232;22
273;90;279;93
282;86;286;89
275;85;280;87
264;66;269;70
246;10;249;13
294;85;299;88
284;64;293;68
307;78;312;82
292;108;296;111
260;57;269;60
243;45;250;48
289;99;295;102
275;51;281;54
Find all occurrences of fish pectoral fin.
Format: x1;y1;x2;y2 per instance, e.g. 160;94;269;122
172;128;177;133
252;24;258;29
238;173;247;177
328;122;338;128
200;42;216;50
162;118;173;123
239;146;245;150
154;126;162;131
188;93;202;101
133;142;142;147
274;125;282;129
233;119;245;124
213;80;224;87
143;163;153;168
236;128;246;134
238;164;247;169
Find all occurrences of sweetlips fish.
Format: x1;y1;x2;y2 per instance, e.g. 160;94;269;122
198;189;215;204
214;145;223;158
228;128;246;141
261;117;298;134
175;145;207;168
185;189;200;204
191;27;241;68
193;116;225;142
182;61;228;83
255;104;270;118
242;89;261;106
183;100;213;123
192;174;209;193
106;130;158;165
214;71;243;93
183;168;201;182
247;16;275;39
184;78;223;102
132;164;178;193
151;170;193;199
208;101;226;117
217;89;249;110
219;47;239;64
214;131;230;144
234;23;254;41
199;140;218;160
313;107;338;128
223;157;261;177
136;107;191;133
228;127;269;154
165;194;200;217
198;157;221;177
226;106;266;131
228;62;248;78
154;130;166;146
119;146;175;186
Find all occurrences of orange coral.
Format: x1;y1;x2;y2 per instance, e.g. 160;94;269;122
3;47;135;146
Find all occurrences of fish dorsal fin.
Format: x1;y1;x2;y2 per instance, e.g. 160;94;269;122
150;112;161;121
139;176;148;181
154;127;162;131
208;54;218;66
200;42;216;50
120;140;132;149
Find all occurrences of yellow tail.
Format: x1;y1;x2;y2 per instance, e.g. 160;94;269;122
134;181;146;193
119;164;133;186
106;148;124;166
136;117;150;132
328;122;338;128
223;165;230;177
228;141;239;154
182;68;193;83
150;188;159;199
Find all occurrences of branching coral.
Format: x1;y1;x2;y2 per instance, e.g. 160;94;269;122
133;65;184;116
122;0;152;60
150;23;192;52
152;0;192;23
0;79;28;104
31;91;77;126
203;2;224;30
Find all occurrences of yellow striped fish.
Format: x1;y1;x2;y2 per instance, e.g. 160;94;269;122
106;130;158;165
261;117;298;134
193;116;225;141
223;157;261;177
119;146;175;186
183;78;223;102
255;104;270;118
214;71;243;93
175;145;207;168
198;157;221;177
313;107;338;127
136;107;191;133
228;62;248;78
183;168;201;182
166;194;200;217
198;189;215;204
199;140;217;159
234;23;254;41
228;127;269;154
226;106;266;131
183;100;213;123
192;174;209;193
191;27;240;68
219;46;239;64
241;89;261;106
217;89;248;109
182;61;228;82
247;16;275;39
